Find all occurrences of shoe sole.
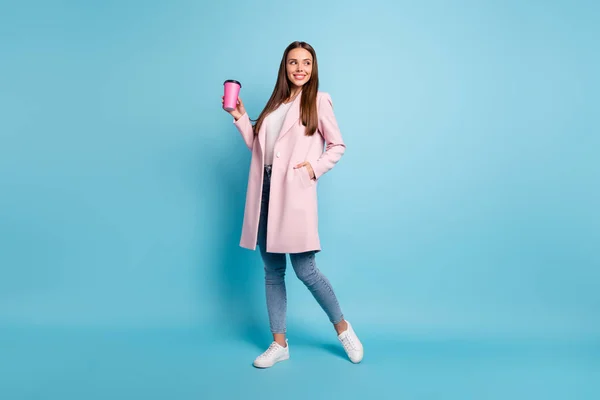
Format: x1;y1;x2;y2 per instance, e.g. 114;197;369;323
253;354;290;368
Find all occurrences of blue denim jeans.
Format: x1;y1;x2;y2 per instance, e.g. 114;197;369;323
258;165;344;333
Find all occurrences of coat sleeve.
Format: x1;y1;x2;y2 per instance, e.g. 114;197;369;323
308;93;346;180
232;112;255;151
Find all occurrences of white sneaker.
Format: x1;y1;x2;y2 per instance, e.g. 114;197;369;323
253;340;289;368
338;320;364;363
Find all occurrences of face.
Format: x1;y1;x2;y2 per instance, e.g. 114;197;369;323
286;47;313;88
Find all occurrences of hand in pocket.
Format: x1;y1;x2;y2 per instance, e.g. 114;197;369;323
293;162;315;180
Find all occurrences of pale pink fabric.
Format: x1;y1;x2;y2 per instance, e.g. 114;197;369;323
232;91;346;253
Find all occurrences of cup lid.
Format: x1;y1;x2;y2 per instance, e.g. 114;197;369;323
224;79;241;88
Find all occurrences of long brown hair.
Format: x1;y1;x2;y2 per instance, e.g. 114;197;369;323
253;41;319;136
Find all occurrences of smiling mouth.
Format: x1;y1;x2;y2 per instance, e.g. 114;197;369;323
293;74;306;80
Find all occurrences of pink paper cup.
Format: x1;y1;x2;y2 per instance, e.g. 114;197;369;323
223;80;242;111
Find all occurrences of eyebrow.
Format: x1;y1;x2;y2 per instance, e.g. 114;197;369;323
289;58;312;61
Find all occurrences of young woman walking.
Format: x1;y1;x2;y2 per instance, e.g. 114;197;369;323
222;41;363;368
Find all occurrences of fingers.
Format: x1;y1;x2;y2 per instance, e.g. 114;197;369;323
221;96;242;114
222;95;242;102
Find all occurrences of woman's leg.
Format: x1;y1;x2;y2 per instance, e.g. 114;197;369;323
258;247;287;345
257;165;287;346
290;251;364;363
289;251;346;332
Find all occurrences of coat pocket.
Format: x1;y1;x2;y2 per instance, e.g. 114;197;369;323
298;165;315;189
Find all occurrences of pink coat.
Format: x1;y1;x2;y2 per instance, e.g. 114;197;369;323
232;91;346;253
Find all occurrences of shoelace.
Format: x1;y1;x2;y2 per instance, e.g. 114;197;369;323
259;343;281;358
340;334;356;352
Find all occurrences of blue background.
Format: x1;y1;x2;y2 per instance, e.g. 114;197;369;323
1;0;598;398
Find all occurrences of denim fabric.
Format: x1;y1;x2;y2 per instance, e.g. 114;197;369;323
258;165;344;333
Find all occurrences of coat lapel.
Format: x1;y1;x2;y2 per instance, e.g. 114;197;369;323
276;91;302;143
257;91;302;158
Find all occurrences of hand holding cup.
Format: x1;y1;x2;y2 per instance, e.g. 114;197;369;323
221;95;245;121
222;79;245;120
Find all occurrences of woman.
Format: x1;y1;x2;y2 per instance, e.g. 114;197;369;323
222;41;363;368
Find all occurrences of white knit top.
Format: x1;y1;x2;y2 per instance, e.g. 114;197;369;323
264;101;294;165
